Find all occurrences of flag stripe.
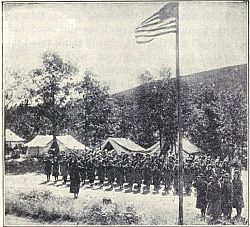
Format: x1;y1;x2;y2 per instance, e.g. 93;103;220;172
135;24;176;34
136;18;176;31
136;20;162;30
155;19;176;28
140;11;160;25
135;29;176;38
136;38;154;44
140;15;160;27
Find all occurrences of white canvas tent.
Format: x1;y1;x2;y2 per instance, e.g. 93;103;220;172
146;141;161;155
176;138;203;159
102;137;146;155
147;138;203;159
25;135;86;157
5;129;25;148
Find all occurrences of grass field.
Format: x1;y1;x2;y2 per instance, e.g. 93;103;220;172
4;162;248;225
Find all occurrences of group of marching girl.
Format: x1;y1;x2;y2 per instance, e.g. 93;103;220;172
193;169;244;224
43;148;245;222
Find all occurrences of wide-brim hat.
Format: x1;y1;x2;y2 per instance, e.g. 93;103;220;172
223;173;230;178
210;173;218;179
221;169;226;174
198;173;204;178
234;170;240;175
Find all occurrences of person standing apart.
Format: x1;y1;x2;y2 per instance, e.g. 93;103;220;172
52;156;60;183
207;173;221;223
193;173;207;217
232;170;244;218
69;158;82;199
44;155;52;182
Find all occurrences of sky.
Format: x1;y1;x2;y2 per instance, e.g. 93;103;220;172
3;1;247;93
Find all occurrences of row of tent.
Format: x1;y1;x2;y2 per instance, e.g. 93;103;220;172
5;129;203;158
102;137;203;159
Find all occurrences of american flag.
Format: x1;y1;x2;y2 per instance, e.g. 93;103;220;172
135;2;178;44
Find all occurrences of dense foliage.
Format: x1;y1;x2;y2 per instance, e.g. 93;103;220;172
4;52;247;158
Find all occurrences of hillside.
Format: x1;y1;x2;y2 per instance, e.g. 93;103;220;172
113;64;247;99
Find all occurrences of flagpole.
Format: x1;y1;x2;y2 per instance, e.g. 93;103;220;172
176;2;184;225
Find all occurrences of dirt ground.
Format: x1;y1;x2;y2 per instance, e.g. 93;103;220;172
5;170;248;225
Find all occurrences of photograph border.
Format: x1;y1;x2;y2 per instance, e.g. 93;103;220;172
1;1;249;226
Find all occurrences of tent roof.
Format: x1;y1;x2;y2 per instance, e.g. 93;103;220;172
178;138;202;154
102;137;145;154
6;129;25;142
57;135;86;150
25;135;86;150
147;138;202;156
25;135;53;147
146;141;161;154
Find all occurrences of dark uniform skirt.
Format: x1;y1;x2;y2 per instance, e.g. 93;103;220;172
232;179;244;209
207;200;221;217
44;160;52;175
45;165;52;175
52;162;59;177
70;171;81;194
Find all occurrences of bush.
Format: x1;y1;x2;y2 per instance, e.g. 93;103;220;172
11;152;20;159
5;157;44;175
84;203;140;225
5;190;140;225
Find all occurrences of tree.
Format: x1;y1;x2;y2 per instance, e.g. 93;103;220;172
30;52;78;136
4;70;33;150
137;70;154;84
219;86;247;158
135;68;190;153
111;94;137;140
68;71;113;147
